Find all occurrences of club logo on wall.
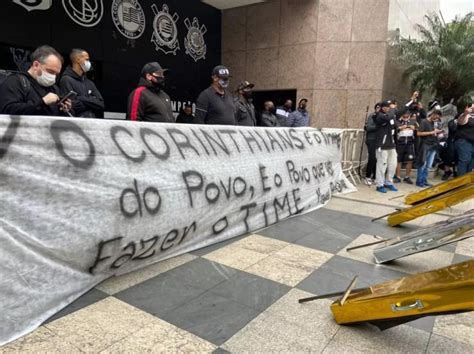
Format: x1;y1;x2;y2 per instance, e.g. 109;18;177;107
184;17;207;62
12;0;52;11
151;4;180;55
63;0;104;27
10;47;31;72
112;0;146;39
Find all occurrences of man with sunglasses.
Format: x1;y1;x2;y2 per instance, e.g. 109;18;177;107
126;62;174;123
0;45;72;116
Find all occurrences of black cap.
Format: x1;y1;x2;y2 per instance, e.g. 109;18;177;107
237;80;254;91
141;62;168;76
212;65;231;78
380;100;392;108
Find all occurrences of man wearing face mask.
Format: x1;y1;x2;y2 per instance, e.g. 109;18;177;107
260;101;280;127
59;48;104;118
126;62;174;123
194;65;236;125
0;45;71;116
235;81;256;126
287;99;310;127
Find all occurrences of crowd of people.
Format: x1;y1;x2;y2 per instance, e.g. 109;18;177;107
364;91;474;192
0;45;471;187
0;45;311;128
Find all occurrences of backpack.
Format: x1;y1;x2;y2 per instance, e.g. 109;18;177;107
0;70;31;92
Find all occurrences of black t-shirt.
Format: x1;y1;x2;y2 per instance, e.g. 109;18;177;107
194;86;236;125
456;116;474;143
419;119;438;147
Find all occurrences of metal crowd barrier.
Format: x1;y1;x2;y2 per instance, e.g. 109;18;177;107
340;129;366;185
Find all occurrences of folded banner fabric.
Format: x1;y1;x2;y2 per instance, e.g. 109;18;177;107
0;115;355;344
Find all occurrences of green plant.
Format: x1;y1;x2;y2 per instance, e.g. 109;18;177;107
394;12;474;103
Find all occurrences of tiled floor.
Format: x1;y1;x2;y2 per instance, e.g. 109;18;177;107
2;180;473;353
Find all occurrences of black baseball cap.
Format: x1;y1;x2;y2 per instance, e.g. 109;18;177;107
380;100;392;108
141;62;168;75
212;65;232;78
237;80;254;91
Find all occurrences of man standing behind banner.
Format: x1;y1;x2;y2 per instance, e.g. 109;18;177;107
261;101;280;127
126;62;174;123
235;80;256;126
0;45;71;116
276;99;293;126
59;48;104;118
287;99;311;127
194;65;236;125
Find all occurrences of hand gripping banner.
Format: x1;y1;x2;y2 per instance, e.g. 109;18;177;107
0;115;355;344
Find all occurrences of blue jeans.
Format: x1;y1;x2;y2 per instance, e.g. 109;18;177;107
455;139;474;176
416;148;437;185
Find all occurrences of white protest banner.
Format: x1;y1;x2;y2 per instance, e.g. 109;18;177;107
0;115;355;344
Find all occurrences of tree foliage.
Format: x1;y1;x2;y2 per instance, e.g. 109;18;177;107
394;12;474;103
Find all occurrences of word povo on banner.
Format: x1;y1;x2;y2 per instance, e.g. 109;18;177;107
0;115;355;345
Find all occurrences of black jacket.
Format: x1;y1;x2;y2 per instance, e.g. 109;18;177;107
126;77;175;123
374;110;397;150
260;111;280;127
59;66;104;118
176;112;194;124
0;72;65;116
235;97;256;126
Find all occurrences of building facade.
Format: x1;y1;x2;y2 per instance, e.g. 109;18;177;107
222;0;441;128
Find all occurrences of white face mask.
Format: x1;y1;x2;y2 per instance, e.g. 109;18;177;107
80;60;92;73
218;78;229;89
36;68;56;87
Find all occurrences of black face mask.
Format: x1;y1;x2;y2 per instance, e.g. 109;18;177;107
152;76;166;89
300;104;307;110
243;91;252;99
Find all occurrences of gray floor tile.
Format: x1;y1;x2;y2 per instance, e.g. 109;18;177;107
257;218;314;243
114;271;206;317
190;234;248;257
297;255;408;295
452;253;472;264
213;347;231;354
304;208;418;240
209;271;290;311
159;292;260;346
437;242;457;253
295;227;354;254
162;258;237;291
405;315;436;333
44;288;108;324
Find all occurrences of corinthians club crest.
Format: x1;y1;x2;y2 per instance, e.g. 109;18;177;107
151;4;179;55
63;0;104;27
112;0;145;39
12;0;52;11
184;17;207;62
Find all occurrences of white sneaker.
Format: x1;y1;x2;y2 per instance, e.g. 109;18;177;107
364;177;373;185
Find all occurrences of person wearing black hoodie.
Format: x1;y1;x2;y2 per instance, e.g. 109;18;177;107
59;49;104;118
126;62;174;123
373;100;398;193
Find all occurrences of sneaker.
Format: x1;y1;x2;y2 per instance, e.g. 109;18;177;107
393;176;402;183
376;186;387;193
363;177;373;186
423;182;433;187
441;171;452;181
386;184;398;192
403;177;414;184
416;183;425;188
